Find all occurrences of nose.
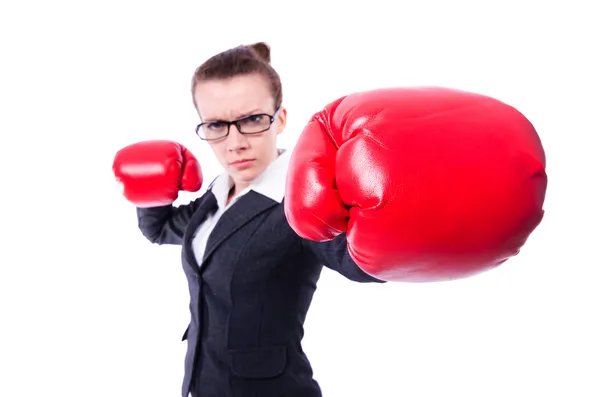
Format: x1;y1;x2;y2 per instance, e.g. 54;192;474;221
226;123;249;151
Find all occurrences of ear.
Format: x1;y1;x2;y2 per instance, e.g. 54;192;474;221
275;107;287;135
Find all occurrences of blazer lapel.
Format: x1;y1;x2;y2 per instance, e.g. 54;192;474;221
200;190;278;268
183;191;218;271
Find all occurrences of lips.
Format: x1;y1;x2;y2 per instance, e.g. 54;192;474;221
229;159;255;169
230;159;254;165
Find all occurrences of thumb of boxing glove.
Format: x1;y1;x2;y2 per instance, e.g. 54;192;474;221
179;145;203;192
285;101;349;241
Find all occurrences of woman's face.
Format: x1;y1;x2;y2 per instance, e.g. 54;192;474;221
194;73;286;189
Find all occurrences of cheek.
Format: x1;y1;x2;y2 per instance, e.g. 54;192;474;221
257;133;277;153
210;144;228;164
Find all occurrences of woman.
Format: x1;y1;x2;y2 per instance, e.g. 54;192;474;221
113;42;384;397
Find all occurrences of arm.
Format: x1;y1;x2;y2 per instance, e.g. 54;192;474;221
137;198;203;246
303;233;386;283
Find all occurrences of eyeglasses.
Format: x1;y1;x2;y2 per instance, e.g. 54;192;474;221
196;108;281;141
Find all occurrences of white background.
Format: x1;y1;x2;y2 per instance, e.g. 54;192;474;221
1;0;599;396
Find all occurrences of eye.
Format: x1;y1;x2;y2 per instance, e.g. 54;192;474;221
246;114;264;124
206;121;226;130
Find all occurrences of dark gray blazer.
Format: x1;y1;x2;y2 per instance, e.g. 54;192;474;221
137;187;384;397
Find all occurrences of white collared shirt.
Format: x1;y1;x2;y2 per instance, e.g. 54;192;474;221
191;149;291;265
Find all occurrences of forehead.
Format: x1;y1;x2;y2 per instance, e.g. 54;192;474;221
194;74;274;121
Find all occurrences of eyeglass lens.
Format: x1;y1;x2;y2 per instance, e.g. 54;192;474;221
199;114;272;140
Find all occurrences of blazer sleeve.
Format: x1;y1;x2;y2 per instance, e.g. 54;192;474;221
303;233;386;283
136;198;203;246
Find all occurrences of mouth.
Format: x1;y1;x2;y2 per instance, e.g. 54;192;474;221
229;159;256;169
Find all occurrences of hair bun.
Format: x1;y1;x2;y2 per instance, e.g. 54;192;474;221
247;42;271;63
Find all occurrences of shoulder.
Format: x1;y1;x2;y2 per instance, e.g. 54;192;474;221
184;178;219;212
206;174;221;190
188;175;222;206
258;201;304;244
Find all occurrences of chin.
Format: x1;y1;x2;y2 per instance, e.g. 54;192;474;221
231;167;260;183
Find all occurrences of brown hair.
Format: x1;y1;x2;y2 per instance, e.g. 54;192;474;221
191;42;282;110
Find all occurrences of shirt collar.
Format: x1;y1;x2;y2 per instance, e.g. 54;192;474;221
210;149;291;208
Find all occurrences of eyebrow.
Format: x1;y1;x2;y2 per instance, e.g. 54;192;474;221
204;109;264;122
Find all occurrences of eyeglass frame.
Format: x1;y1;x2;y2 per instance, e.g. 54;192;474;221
195;107;282;141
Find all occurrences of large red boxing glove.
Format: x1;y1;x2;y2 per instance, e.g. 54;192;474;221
284;87;547;282
113;140;203;207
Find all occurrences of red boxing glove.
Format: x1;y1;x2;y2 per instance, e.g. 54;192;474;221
284;87;547;282
113;140;203;207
